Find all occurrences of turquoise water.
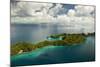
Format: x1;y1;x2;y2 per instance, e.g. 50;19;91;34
11;24;95;66
11;36;95;66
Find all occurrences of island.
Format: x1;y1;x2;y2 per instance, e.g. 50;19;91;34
11;33;94;56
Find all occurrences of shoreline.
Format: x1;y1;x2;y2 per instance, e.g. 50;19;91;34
11;33;95;56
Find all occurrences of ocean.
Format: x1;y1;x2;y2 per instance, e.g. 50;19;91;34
11;23;95;66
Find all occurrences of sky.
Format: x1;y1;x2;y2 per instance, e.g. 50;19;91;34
11;1;95;33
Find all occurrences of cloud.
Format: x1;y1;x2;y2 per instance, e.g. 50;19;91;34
67;9;76;16
48;4;64;17
11;2;66;23
11;2;95;33
11;2;54;17
11;16;56;24
75;5;95;17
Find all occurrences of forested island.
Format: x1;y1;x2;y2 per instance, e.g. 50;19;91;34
11;33;95;56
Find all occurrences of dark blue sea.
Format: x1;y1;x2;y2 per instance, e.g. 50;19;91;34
11;24;95;66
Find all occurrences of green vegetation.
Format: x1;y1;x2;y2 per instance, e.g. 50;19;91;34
11;42;34;56
11;33;87;56
63;34;85;44
48;33;66;38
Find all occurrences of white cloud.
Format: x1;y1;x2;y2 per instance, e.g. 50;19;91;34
11;2;95;33
67;9;76;16
48;4;63;17
11;2;54;17
11;15;56;24
75;5;95;17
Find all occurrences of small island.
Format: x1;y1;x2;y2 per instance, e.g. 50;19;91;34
11;33;93;56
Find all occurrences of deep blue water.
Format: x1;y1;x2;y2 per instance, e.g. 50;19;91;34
11;23;89;44
11;24;60;44
11;24;95;66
